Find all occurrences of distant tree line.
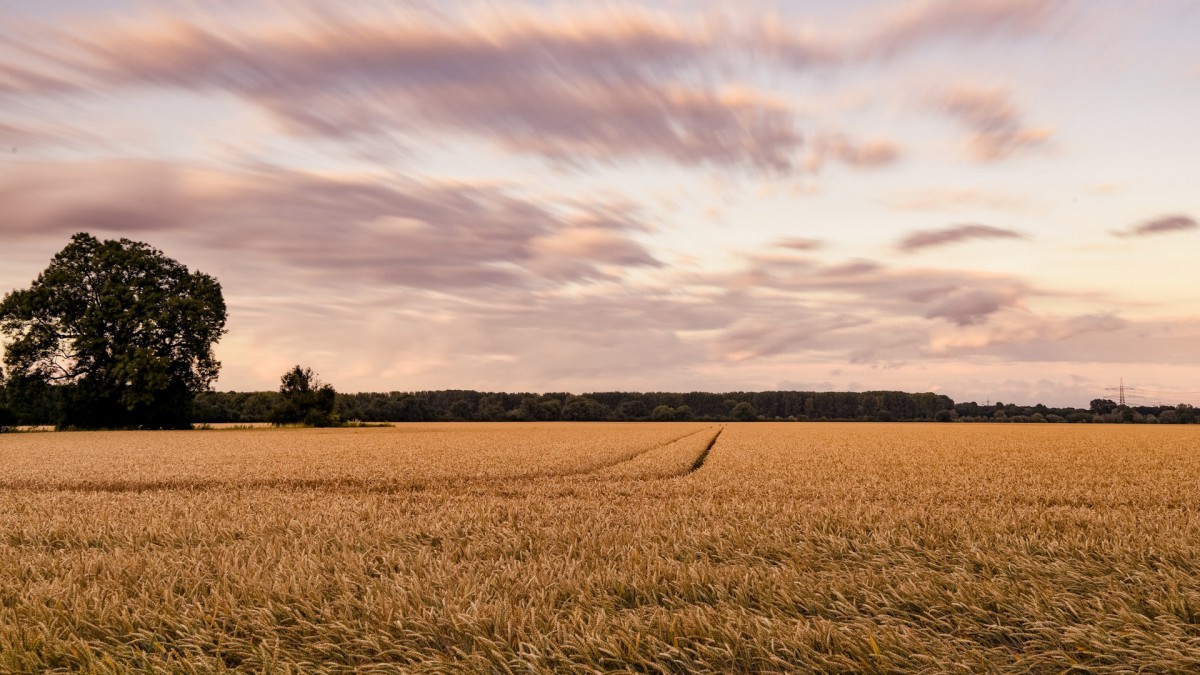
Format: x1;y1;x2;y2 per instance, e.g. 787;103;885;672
949;398;1198;424
192;391;1199;424
180;389;955;424
4;379;1196;428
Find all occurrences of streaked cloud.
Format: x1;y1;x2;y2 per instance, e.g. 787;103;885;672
937;85;1053;161
921;287;1024;326
761;0;1075;66
0;1;1075;175
0;10;799;173
717;251;1036;331
0;160;659;290
882;188;1028;212
0;119;100;152
808;135;902;170
1114;214;1197;238
896;224;1027;252
860;0;1075;60
773;237;825;251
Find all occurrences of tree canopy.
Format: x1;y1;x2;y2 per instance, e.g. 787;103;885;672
0;368;15;432
0;233;226;429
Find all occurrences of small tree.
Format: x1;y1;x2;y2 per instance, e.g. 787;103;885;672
731;401;757;421
510;396;543;421
476;395;507;421
1176;404;1197;424
392;395;435;422
448;400;474;421
270;365;337;427
561;397;610;421
616;400;648;420
537;398;563;420
650;404;676;421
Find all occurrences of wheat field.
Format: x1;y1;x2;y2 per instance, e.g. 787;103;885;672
1;423;1198;673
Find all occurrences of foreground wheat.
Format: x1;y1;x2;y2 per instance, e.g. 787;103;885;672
1;422;1198;673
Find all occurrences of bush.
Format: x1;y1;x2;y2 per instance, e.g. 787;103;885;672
731;402;757;421
616;400;648;420
448;400;473;421
650;405;676;421
561;397;610;421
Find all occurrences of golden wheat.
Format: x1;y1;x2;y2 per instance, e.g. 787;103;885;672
1;422;1198;673
0;423;709;491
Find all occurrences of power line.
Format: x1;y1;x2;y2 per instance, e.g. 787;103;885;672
1127;387;1200;396
1102;378;1200;407
1104;377;1126;406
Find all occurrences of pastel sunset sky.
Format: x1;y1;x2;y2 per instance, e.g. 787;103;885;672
2;0;1198;406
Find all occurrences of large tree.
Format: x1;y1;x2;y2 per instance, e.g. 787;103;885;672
0;233;227;429
0;367;14;432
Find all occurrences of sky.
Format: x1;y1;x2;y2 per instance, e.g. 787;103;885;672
1;0;1199;407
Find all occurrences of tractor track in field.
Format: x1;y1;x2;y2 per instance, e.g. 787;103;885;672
0;426;723;495
685;426;722;474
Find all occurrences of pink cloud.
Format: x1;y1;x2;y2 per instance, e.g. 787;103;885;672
2;11;811;173
937;85;1053;161
759;0;1075;67
863;0;1075;59
773;237;825;251
0;159;659;290
897;223;1027;252
807;135;902;170
921;287;1024;326
0;3;1076;174
882;188;1028;212
1114;214;1198;238
717;251;1037;331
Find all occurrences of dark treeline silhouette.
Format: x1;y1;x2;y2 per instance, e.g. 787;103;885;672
178;390;1193;424
192;389;956;423
4;383;1196;427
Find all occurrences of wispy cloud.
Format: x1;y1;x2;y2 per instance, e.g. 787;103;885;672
0;119;100;152
860;0;1075;60
896;224;1027;252
717;251;1037;331
1114;214;1198;238
0;10;799;173
773;237;825;251
0;159;660;290
807;135;902;170
762;0;1075;66
937;85;1053;161
921;287;1025;326
882;188;1028;212
0;1;1074;174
